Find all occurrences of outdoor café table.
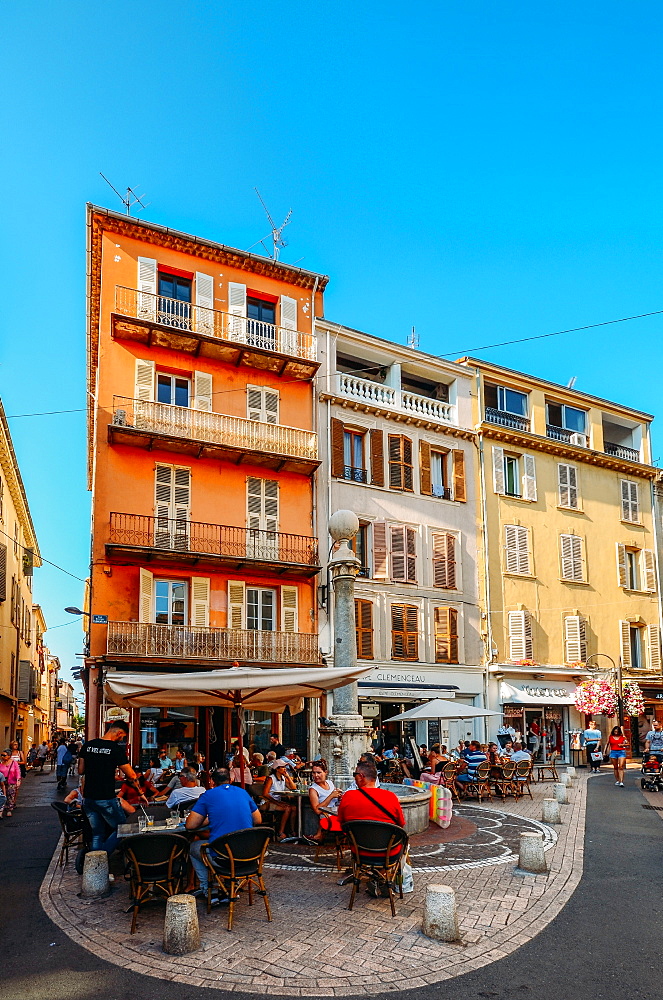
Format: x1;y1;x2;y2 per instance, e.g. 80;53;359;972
278;788;310;840
116;819;191;839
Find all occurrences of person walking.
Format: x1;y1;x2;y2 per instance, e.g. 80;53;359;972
0;750;21;817
55;739;72;790
644;719;663;765
583;720;603;773
35;741;49;772
77;720;140;860
607;726;628;786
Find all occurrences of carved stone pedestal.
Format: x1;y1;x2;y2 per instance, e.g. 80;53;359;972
319;715;370;786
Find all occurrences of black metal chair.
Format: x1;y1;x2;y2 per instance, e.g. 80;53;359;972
50;801;84;866
342;820;408;917
200;827;272;931
120;833;189;933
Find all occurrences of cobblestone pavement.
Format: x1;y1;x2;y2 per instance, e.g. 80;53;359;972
40;773;586;996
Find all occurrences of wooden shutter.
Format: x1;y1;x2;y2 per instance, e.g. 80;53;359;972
355;599;374;659
522;454;537;501
191;577;210;627
391;604;418;660
402;437;413;490
331;418;345;478
621;480;639;522
195;272;215;335
616;543;628;588
372;522;389;580
508;610;533;661
642;549;657;592
139;568;153;623
193;371;213;412
558;463;578;508
280;295;297;330
135;359;155;401
228;581;246;629
432;532;456;589
647;624;662;672
280;586;298;632
137;257;157;320
228;282;247;338
619;620;631;669
434;606;459;663
388;435;413;490
560;534;584;582
406;526;417;583
505;525;529;575
419;440;432;495
0;543;5;602
564;615;587;663
370;429;385;486
452;450;466;502
492;446;505;493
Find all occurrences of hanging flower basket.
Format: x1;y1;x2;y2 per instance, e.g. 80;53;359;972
623;682;645;717
574;679;618;716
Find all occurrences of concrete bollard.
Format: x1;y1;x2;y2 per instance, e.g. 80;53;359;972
80;850;110;899
422;884;461;942
553;782;569;804
518;832;548;873
566;766;576;779
560;773;572;787
163;894;200;955
542;797;562;824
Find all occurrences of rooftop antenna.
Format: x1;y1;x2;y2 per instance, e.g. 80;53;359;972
246;188;292;260
567;376;577;389
407;326;419;349
99;172;149;216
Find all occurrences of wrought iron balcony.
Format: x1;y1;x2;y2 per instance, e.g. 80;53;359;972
110;397;319;475
106;621;320;665
113;287;318;379
333;373;456;426
485;407;530;432
107;513;319;576
605;441;640;462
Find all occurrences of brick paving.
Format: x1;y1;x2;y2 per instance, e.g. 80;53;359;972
40;771;587;996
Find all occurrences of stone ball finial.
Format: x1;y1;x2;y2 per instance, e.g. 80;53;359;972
329;510;360;542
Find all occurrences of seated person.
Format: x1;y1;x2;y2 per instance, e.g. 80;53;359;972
348;754;382;789
307;760;343;842
337;761;405;861
250;752;268;778
157;748;173;771
144;757;164;785
173;750;187;772
454;741;488;792
508;743;532;779
119;768;156;805
261;758;297;840
229;754;253;785
284;748;306;773
163;767;205;809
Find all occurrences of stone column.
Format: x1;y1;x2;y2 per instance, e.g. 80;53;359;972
319;511;370;785
163;894;200;955
81;850;111;899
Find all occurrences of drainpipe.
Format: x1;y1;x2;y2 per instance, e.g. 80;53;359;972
475;367;494;743
309;275;319;762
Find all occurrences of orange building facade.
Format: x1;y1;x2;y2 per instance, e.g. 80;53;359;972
85;206;327;762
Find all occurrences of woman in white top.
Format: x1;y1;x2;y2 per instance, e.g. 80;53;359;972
307;760;343;842
262;759;297;840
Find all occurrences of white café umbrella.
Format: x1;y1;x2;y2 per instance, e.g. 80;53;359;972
383;698;499;752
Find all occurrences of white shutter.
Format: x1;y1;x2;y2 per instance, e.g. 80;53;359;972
228;581;246;629
564;615;587;663
135;359;155;401
195;272;215;335
139;568;154;623
246;477;279;532
505;525;529;575
372;522;389;580
137;257;157;320
228;282;247;339
647;624;662;673
508;610;533;661
560;534;584;582
406;527;417;583
492;446;505;494
621;480;639;522
280;585;298;632
191;577;210;627
642;549;657;592
154;464;190;547
558;464;578;508
280;295;297;330
619;620;632;669
390;525;406;582
193;371;213;412
616;543;628;588
264;389;279;424
247;386;279;423
522;454;537;501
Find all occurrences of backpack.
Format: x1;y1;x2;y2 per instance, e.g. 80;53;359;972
62;750;74;767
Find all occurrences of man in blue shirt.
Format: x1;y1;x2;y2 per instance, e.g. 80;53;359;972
645;720;663;764
455;741;488;792
583;720;602;773
185;768;261;899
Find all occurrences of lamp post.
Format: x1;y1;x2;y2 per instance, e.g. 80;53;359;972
585;653;623;727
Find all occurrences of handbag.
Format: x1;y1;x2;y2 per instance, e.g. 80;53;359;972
590;751;602;762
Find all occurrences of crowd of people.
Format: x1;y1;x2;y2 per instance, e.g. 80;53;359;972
0;736;81;818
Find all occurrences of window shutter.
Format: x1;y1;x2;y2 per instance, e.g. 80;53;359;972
372;522;389;580
195;272;215;335
391;604;418;660
139;568;154;623
505;525;529;575
522;454;537;501
564;615;587;663
508;610;533;661
247;386;279;423
228;581;246;629
280;586;298;632
155;464;191;546
432;533;456;589
193;371;213;412
558;464;578;508
388;435;413;490
406;527;417;583
280;295;297;330
135;359;155;402
434;606;459;663
390;525;406;582
137;257;157;320
616;543;628;588
191;577;210;627
228;282;247;338
560;534;584;582
642;550;657;592
647;624;661;673
402;436;413;490
247;477;279;532
621;480;639;522
452;450;466;502
419;440;432;495
492;446;505;493
264;390;279;424
369;429;385;486
619;620;632;669
0;543;6;602
355;599;374;659
331;418;345;478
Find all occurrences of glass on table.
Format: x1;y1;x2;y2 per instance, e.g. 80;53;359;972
138;816;147;832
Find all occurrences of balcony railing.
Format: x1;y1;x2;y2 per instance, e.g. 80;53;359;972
115;286;316;362
485;407;530;431
106;621;320;664
546;424;573;442
605;441;640;462
108;513;318;567
111;397;318;462
334;373;455;425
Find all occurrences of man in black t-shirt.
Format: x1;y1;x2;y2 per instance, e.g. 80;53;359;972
78;720;138;855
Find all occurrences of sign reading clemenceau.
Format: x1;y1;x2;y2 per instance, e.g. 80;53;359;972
358;668;459;700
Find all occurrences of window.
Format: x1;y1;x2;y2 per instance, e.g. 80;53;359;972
331;420;383;485
247;478;279;559
0;543;6;603
247;296;277;349
247;296;276;325
227;581;296;632
391;604;418;660
546;402;586;434
355;599;374;659
630;626;643;672
621;621;661;673
157;373;190;407
432;533;456;589
247;386;279;424
560;534;585;583
419;442;466;501
155;580;187;626
508;610;533;661
485;384;528;416
431;451;448;499
157;272;192;329
351;523;369;576
558;464;579;509
504;525;531;575
564;616;587;664
343;429;367;483
389;525;417;583
620;480;640;523
616;544;656;592
247;588;276;631
492;447;537;501
434;607;459;663
388;435;413;490
13;523;19;557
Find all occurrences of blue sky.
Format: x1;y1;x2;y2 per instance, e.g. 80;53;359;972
2;2;663;690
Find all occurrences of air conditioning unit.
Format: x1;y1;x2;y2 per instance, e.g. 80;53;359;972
114;409;127;426
570;433;587;447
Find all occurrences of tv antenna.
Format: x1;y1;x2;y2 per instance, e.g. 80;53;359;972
407;326;419;349
247;188;292;260
99;173;149;216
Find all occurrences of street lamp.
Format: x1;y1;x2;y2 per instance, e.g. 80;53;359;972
585;652;623;726
64;607;88;617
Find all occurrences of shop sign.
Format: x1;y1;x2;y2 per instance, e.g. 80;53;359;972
521;686;569;699
642;690;663;700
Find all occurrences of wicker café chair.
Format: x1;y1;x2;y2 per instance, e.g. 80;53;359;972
512;760;534;799
440;761;461;801
120;833;189;934
343;820;409;918
456;761;493;803
535;751;559;783
200;827;272;931
493;761;517;798
50;802;84;867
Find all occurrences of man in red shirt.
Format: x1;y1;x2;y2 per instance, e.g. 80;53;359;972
337;761;405;827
